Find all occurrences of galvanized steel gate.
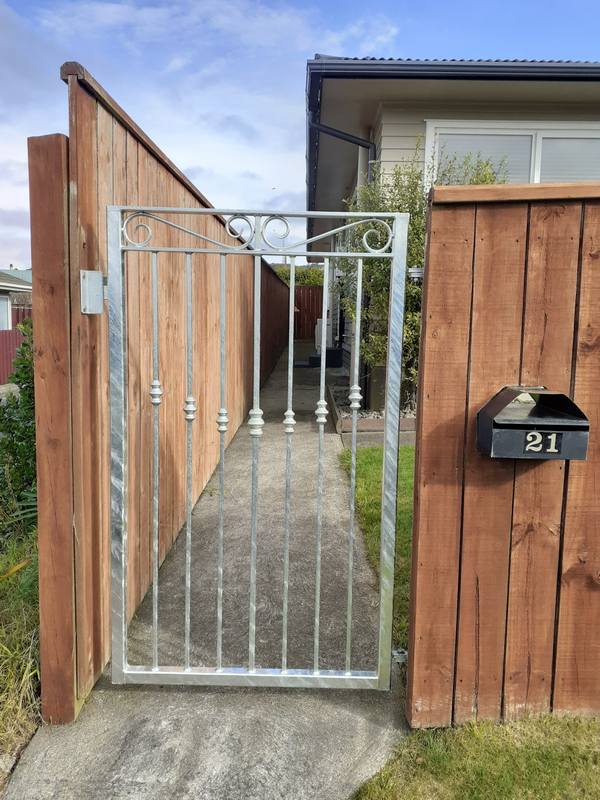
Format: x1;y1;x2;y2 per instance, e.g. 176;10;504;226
108;208;408;689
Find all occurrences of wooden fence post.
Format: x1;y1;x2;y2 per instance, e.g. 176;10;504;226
28;134;77;723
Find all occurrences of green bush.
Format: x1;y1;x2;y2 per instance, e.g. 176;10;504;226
0;317;36;544
275;265;324;286
341;144;506;408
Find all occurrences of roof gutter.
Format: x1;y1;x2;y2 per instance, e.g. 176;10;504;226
307;58;600;81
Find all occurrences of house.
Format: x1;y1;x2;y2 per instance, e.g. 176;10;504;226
0;269;32;330
305;57;600;406
0;269;32;384
306;57;600;240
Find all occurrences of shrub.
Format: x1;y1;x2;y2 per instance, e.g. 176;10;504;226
0;317;36;543
275;265;324;286
342;144;506;408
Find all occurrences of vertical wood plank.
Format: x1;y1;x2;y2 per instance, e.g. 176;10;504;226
504;202;582;719
68;78;98;698
136;142;152;605
124;131;141;617
453;203;528;724
28;134;77;723
96;103;113;666
406;204;476;728
554;202;600;715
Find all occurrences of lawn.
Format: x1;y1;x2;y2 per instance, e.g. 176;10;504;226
344;444;600;800
340;444;414;649
355;715;600;800
0;528;39;786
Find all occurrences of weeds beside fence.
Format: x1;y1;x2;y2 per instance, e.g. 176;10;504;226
0;319;40;778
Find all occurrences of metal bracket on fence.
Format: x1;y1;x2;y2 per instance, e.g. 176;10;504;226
392;648;408;665
408;267;424;282
80;270;106;314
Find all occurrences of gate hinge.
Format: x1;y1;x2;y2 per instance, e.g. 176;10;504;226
392;648;408;665
80;270;107;314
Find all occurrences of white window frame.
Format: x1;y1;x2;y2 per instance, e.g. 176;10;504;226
0;294;11;331
424;119;600;185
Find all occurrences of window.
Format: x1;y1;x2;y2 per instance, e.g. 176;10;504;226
0;295;11;331
540;138;600;182
425;120;600;184
437;132;532;182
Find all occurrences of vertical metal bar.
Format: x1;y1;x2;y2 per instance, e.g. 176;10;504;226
378;214;408;689
282;257;296;671
216;254;229;670
108;207;128;683
183;253;197;670
150;251;163;671
314;256;330;673
345;257;363;672
248;253;264;671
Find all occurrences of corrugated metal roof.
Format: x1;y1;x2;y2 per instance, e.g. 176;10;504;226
313;55;600;65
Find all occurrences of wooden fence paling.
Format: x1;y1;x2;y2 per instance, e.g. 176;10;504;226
554;202;600;715
28;134;77;723
503;203;581;719
406;204;475;728
294;285;323;340
453;203;528;724
409;184;600;726
261;266;289;381
30;64;289;723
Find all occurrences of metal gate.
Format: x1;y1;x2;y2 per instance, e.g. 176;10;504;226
108;207;408;689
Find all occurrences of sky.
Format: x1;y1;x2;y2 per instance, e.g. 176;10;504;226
1;0;600;267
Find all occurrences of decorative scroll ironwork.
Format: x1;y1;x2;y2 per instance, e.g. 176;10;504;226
120;210;395;256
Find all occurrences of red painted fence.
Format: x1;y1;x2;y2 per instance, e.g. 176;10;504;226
0;306;31;384
294;285;323;340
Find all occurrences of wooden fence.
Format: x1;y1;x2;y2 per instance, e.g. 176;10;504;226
0;306;31;384
294;284;323;340
407;183;600;727
29;63;288;723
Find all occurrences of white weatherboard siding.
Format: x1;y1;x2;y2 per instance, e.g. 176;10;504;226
376;103;600;177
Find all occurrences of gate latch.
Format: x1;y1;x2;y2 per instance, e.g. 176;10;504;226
80;270;106;314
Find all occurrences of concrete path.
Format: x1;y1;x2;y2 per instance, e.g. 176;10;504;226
128;347;380;671
5;347;406;799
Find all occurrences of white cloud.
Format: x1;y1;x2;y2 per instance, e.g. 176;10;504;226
1;0;402;266
38;0;401;56
164;54;192;74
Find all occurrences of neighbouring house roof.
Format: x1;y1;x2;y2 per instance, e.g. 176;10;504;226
306;55;600;213
309;55;600;73
0;270;33;293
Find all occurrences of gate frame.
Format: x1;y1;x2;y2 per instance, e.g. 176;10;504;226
108;207;408;690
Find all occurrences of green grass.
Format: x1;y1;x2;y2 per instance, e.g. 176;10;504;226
343;443;600;800
355;716;600;800
341;444;414;649
0;530;39;766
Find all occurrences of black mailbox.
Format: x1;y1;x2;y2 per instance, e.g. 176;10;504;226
477;386;589;461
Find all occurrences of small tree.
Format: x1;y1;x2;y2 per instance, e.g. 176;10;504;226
341;144;507;409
